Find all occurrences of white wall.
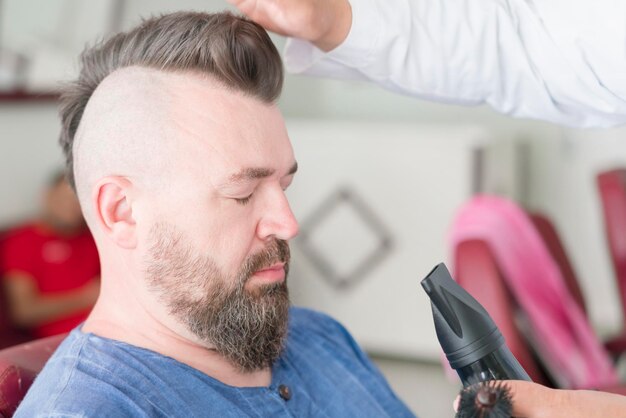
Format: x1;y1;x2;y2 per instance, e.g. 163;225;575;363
0;103;63;227
1;0;624;357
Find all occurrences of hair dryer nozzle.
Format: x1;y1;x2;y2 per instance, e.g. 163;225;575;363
421;263;504;369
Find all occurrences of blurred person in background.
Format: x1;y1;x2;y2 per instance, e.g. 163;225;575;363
0;171;100;338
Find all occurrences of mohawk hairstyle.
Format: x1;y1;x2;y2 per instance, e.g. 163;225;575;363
58;11;283;189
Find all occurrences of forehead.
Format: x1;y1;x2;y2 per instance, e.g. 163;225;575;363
162;73;293;179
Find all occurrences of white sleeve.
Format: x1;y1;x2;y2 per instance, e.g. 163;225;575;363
284;0;626;128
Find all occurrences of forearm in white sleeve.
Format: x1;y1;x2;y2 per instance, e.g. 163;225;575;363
284;0;626;128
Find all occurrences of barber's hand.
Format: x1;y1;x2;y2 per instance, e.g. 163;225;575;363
455;380;626;418
227;0;352;51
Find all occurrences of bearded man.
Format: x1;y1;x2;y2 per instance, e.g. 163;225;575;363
15;11;414;418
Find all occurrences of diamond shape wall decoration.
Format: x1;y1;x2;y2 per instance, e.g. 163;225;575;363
296;186;394;289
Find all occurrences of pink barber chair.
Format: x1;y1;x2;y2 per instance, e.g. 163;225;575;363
597;169;626;354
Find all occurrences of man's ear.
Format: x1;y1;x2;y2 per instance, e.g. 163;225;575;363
92;176;137;249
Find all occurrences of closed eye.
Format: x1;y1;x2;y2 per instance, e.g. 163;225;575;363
234;194;253;205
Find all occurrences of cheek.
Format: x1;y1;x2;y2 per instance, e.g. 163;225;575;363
147;186;261;269
170;202;258;269
207;213;261;273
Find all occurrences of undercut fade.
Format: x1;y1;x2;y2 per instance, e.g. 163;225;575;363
59;11;284;189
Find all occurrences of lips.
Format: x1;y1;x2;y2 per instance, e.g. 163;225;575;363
252;263;285;282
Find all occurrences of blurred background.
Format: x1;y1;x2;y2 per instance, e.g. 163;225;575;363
3;1;626;417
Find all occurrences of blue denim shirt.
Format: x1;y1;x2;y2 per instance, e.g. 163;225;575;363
16;307;416;417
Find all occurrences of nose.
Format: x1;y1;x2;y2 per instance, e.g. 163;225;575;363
256;189;299;241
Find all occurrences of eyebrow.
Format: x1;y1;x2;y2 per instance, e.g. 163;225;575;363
227;161;298;183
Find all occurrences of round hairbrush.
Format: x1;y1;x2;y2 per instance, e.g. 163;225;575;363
456;381;513;418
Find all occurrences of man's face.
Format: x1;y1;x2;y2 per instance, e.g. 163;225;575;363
44;179;85;231
139;75;299;371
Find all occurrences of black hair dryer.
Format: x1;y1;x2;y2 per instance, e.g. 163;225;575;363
421;263;531;387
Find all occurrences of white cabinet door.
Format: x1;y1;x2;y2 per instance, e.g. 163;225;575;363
285;120;507;359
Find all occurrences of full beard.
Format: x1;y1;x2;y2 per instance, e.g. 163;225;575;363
145;223;291;372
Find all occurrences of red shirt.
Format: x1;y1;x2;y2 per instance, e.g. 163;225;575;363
1;224;100;337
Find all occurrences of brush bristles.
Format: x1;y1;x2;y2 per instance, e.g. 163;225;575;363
456;381;513;418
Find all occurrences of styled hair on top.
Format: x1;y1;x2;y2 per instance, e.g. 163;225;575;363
59;11;284;189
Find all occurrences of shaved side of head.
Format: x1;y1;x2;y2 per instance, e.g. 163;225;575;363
58;11;284;231
73;67;172;225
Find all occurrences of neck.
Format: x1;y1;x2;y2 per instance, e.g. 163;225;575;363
38;216;82;236
82;269;272;387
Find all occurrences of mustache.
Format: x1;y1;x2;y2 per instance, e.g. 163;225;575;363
239;239;290;283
